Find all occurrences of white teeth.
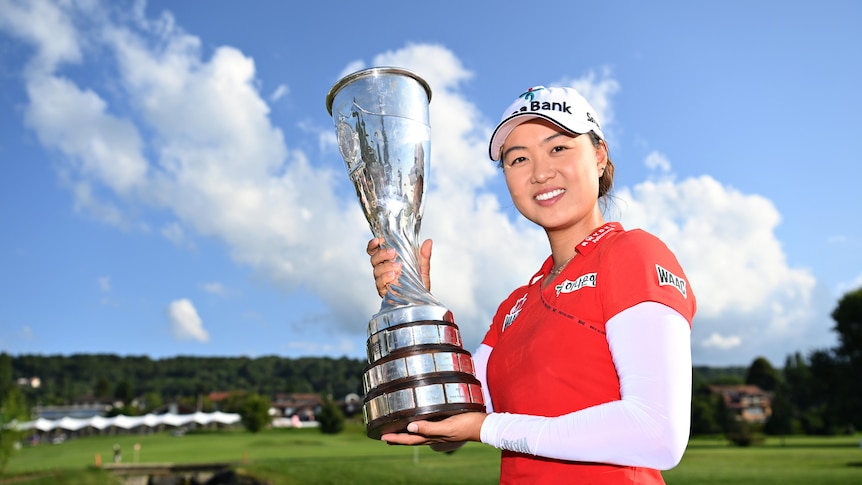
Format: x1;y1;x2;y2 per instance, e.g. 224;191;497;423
535;189;565;201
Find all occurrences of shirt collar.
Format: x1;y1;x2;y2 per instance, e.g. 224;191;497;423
530;222;624;285
575;222;623;256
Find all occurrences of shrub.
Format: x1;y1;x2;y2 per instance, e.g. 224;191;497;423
317;397;345;434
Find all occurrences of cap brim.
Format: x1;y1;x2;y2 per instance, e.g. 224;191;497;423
488;112;595;161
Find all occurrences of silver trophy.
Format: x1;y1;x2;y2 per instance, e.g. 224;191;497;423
326;67;484;439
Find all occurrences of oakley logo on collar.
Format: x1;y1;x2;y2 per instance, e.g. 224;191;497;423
502;293;528;332
555;273;597;296
656;264;687;298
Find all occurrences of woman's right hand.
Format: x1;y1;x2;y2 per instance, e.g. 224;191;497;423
366;237;433;298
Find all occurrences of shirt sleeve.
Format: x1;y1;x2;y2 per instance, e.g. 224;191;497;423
601;230;696;325
480;301;692;469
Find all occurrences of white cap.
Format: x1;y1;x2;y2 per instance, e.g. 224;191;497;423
488;86;604;161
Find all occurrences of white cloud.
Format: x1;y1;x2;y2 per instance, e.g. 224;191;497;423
837;273;862;297
337;59;366;81
372;43;473;99
618;175;816;318
702;332;741;350
616;166;820;365
24;75;149;194
269;83;289;101
645;151;672;173
558;67;620;136
167;299;209;342
0;0;82;72
69;180;137;228
1;4;541;351
0;2;830;365
161;222;194;249
202;282;226;296
97;276;121;307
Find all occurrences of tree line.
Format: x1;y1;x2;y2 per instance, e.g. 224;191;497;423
1;354;366;414
2;286;860;439
691;286;862;440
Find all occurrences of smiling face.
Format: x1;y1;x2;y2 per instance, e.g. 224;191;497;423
501;118;607;237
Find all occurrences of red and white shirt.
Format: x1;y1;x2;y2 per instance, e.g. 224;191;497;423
481;222;696;484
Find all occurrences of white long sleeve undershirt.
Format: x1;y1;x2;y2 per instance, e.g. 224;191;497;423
477;301;692;469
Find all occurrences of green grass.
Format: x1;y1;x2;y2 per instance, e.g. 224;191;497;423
664;434;862;485
3;422;861;484
3;421;501;484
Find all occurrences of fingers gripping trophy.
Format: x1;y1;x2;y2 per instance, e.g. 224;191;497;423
326;67;485;439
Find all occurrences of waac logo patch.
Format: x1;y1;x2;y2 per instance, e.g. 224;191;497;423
656;264;687;298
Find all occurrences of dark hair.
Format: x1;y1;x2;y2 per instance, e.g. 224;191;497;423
590;131;614;199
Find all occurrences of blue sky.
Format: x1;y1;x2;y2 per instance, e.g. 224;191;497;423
1;0;860;367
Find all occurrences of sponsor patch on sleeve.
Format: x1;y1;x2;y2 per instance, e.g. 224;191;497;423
655;264;687;298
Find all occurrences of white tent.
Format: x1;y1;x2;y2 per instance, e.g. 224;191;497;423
88;415;109;430
55;416;88;431
16;417;56;432
210;411;240;424
160;413;195;427
17;411;241;436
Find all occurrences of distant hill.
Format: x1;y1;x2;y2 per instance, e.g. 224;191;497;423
9;353;367;406
693;365;747;386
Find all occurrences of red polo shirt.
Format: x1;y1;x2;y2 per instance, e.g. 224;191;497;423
483;222;696;484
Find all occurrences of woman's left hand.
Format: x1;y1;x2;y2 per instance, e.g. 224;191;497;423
380;412;487;446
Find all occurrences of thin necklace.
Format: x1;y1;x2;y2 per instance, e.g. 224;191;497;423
549;253;576;276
